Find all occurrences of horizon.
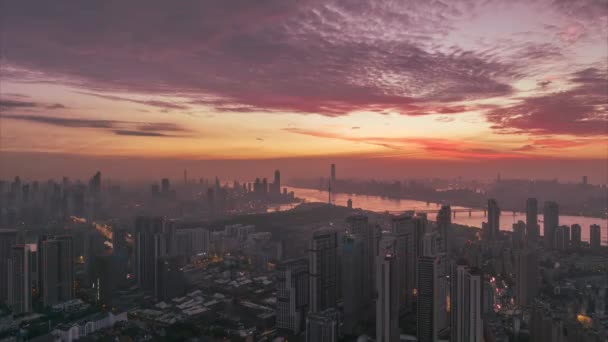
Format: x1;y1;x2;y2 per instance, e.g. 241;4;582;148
1;151;607;184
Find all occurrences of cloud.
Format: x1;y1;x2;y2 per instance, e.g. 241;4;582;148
2;114;119;128
2;114;191;137
0;98;66;110
283;127;529;159
76;92;190;111
435;116;456;122
1;1;519;117
113;130;174;137
536;80;552;88
487;67;608;136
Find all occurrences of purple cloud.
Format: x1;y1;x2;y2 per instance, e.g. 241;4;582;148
487;68;608;136
1;0;517;117
2;114;192;137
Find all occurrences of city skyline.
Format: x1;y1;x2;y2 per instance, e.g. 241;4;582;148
1;0;607;182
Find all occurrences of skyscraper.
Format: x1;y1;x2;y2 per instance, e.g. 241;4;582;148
309;229;338;313
7;244;32;314
376;236;399;342
91;254;120;306
417;255;440;342
134;216;175;297
554;225;570;250
276;258;309;334
0;229;18;304
273;169;281;195
345;215;375;308
570;224;582;249
391;214;417;309
88;171;101;194
41;235;74;307
543;201;559;249
590;224;601;252
483;199;500;241
341;233;364;334
436;205;451;255
451;263;483;342
525;198;539;245
515;247;538;306
330;164;336;183
155;256;185;301
161;178;170;195
421;231;448;333
512;221;526;249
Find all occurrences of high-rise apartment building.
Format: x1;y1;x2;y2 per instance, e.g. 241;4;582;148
376;236;400;342
451;263;483;342
526;198;539;244
543;201;559;249
41;235;74;307
590;224;601;252
515;247;538;306
341;233;365;334
309;229;338;313
276;258;309;334
7;244;32;314
0;229;18;304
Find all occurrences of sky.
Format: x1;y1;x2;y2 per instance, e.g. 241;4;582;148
1;0;607;182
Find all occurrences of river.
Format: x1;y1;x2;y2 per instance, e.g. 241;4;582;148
273;186;607;245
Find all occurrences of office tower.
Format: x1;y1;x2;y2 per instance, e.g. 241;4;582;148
347;198;352;209
543;201;559;249
341;233;364;334
155;256;185;301
436;205;451;254
7;245;32;314
451;264;483;342
306;308;339;342
417;255;440;342
309;230;338;313
276;258;309;334
526;198;539;244
554;225;570;250
330;164;336;182
512;221;526;249
134;217;175;295
346;215;374;307
590;224;601;252
0;229;18;304
570;224;582;249
376;236;399;342
483;199;500;241
161;178;170;195
515;247;538;306
183;169;187;185
582;175;588;185
41;235;74;307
